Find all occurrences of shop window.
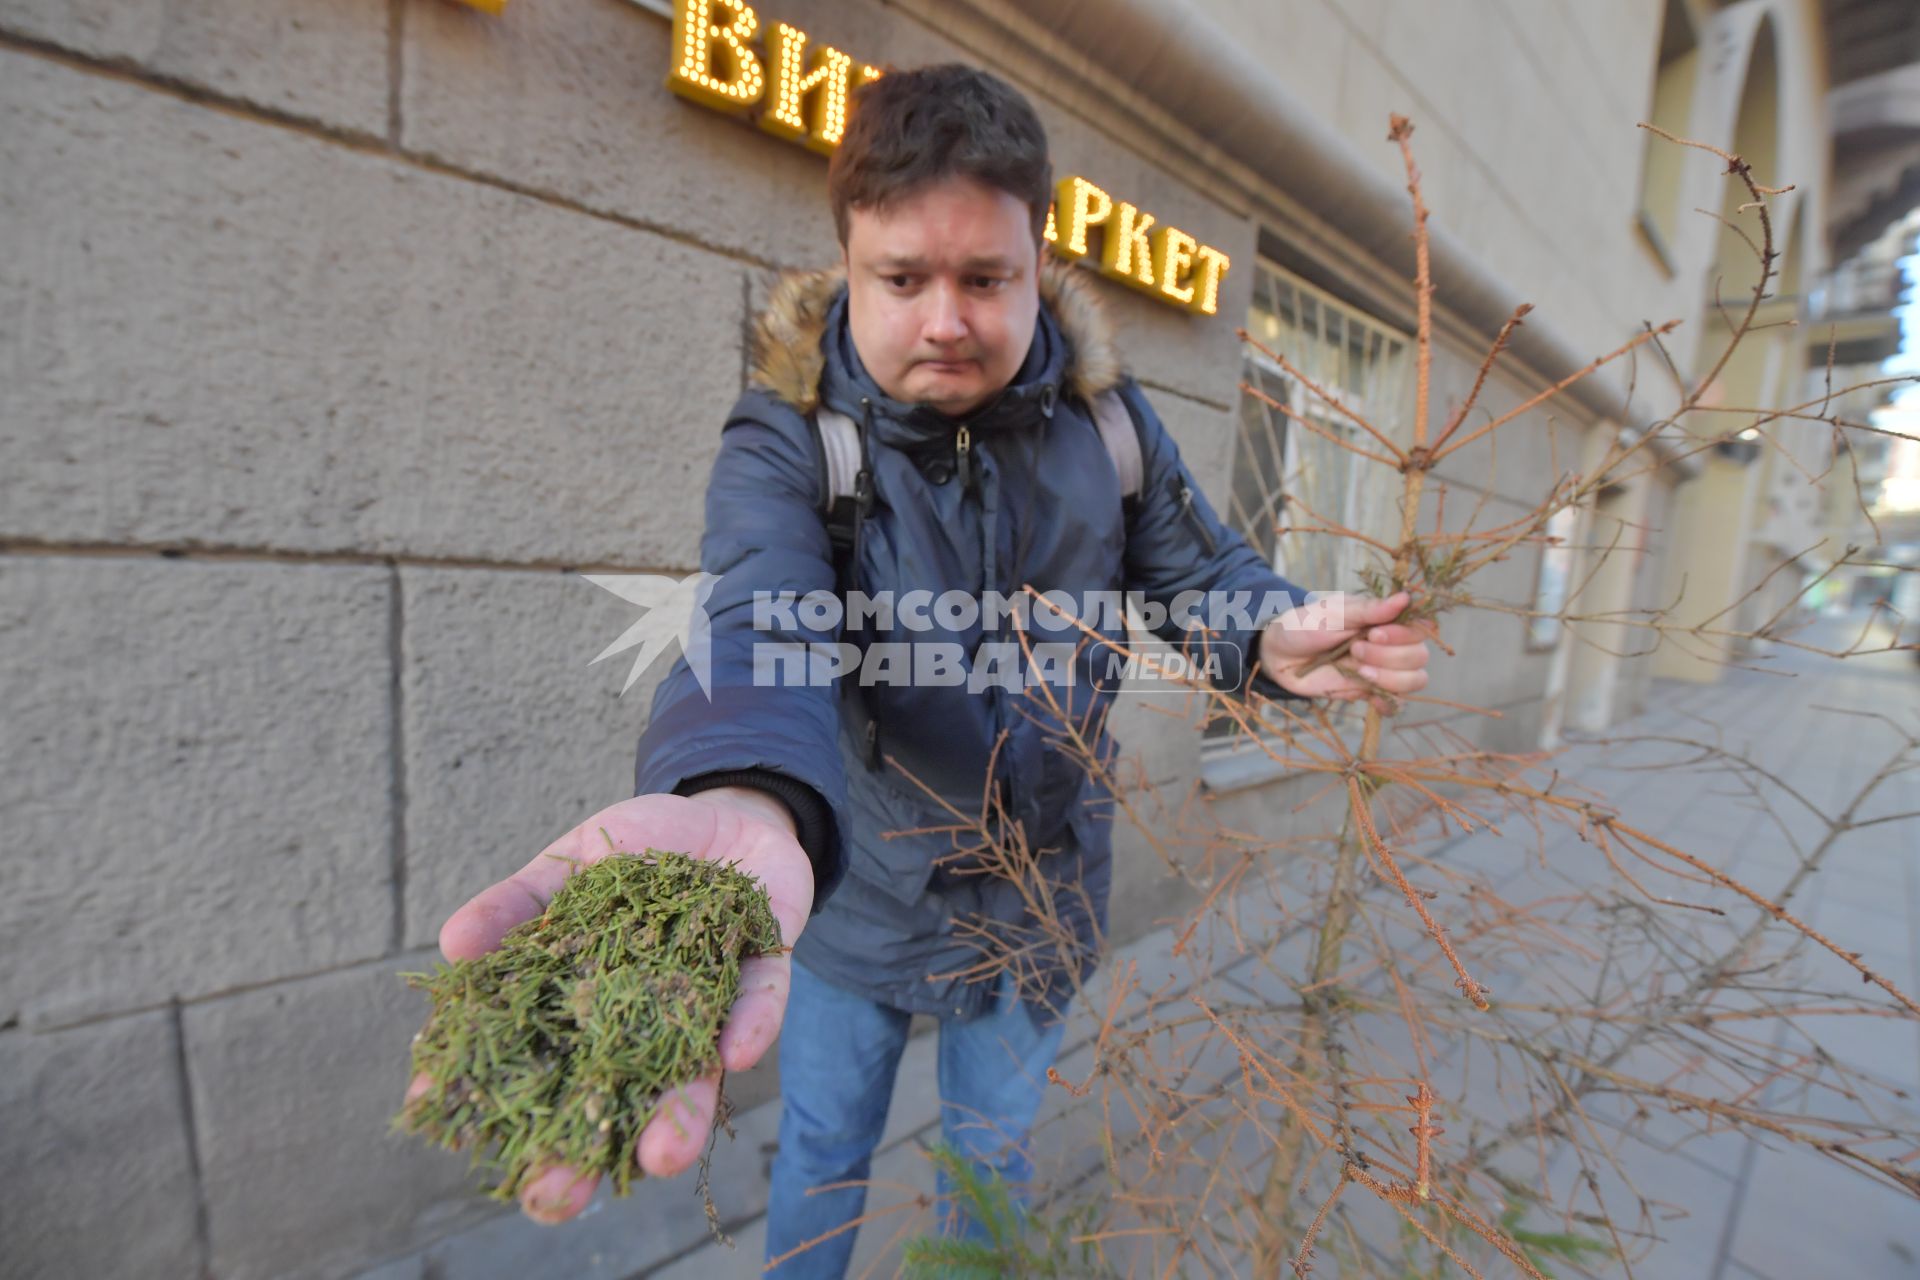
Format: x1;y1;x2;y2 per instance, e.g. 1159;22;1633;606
1527;504;1580;650
1205;261;1411;744
1635;0;1701;275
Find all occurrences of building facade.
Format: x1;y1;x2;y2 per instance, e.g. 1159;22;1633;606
1;0;1894;1275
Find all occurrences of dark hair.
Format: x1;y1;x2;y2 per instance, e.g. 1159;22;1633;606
828;64;1053;246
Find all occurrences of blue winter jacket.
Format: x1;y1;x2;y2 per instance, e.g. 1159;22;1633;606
635;262;1302;1021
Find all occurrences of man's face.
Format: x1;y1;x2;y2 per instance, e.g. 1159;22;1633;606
842;176;1043;418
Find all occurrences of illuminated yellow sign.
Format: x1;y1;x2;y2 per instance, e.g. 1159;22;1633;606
665;0;1229;315
452;0;507;11
669;0;880;153
1051;177;1229;316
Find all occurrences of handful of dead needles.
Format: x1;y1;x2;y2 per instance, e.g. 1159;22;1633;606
394;842;783;1201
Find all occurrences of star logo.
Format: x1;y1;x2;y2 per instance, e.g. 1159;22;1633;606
581;572;718;699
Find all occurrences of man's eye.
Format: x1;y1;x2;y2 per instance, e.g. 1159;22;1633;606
887;274;916;290
970;277;1007;292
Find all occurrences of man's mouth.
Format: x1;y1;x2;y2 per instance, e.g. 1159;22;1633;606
916;358;977;374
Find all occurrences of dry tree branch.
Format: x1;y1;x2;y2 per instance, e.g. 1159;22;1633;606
856;113;1920;1280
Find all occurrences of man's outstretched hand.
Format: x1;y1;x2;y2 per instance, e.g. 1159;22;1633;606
404;786;812;1225
1259;591;1432;707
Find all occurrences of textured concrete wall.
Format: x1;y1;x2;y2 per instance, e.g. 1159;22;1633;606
0;0;1832;1275
1185;0;1834;741
0;0;1257;1272
1190;0;1832;383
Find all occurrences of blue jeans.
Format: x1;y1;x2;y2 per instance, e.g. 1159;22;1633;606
763;961;1069;1278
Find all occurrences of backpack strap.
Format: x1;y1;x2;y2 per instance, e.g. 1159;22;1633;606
813;406;865;560
808;405;882;769
1090;387;1144;516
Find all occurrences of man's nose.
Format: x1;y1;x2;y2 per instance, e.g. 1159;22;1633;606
923;283;968;345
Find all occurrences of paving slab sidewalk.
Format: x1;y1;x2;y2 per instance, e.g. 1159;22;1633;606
362;616;1920;1279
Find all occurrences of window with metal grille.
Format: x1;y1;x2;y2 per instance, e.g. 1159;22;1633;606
1206;261;1413;742
1233;262;1413;582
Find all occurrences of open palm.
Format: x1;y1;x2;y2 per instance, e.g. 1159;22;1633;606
405;790;812;1223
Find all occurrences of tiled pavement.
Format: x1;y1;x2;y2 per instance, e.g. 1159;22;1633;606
1436;620;1920;1280
362;616;1919;1278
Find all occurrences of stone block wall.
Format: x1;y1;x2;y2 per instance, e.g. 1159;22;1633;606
0;0;1680;1270
0;1;1279;1271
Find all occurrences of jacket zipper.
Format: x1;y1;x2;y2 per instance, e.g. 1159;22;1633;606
1173;476;1218;555
968;429;1010;845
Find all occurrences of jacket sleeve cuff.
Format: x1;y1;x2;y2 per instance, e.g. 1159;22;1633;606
674;768;844;911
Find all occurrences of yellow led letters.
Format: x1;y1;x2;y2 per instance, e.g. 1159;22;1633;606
1055;176;1113;260
662;0;1229;317
1188;245;1231;317
1152;227;1198;305
1101;201;1157;287
763;23;856;152
668;0;765;113
1047;177;1228;314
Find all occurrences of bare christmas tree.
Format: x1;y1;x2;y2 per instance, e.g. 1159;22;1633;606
816;117;1920;1279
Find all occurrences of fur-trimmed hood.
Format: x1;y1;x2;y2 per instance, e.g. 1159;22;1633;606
748;258;1127;415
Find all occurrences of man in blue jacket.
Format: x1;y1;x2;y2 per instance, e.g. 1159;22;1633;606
429;63;1430;1276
